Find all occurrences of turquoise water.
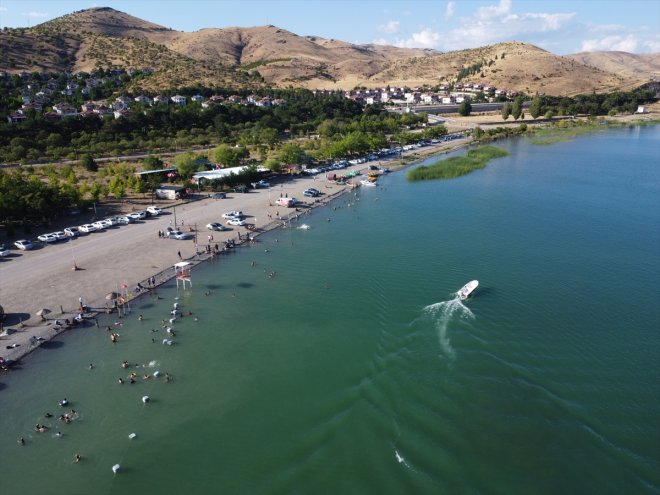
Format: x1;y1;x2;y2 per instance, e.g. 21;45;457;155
1;126;659;494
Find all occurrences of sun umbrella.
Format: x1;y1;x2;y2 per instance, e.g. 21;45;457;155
36;308;51;320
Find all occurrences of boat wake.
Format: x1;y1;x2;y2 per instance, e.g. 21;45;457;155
394;449;411;469
422;298;475;361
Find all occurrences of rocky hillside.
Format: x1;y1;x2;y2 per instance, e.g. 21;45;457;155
0;6;655;95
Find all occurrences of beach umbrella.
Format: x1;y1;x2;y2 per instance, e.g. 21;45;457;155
105;292;119;300
36;308;51;320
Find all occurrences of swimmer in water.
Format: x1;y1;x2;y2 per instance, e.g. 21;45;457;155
73;453;81;463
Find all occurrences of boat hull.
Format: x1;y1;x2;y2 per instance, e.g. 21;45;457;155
458;280;479;300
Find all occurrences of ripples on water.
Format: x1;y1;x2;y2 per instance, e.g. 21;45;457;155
1;128;659;494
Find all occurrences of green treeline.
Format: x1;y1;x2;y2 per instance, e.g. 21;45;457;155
0;89;429;164
407;145;509;181
0;167;82;234
525;87;656;118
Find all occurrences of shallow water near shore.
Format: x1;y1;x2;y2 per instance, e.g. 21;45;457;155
1;126;659;494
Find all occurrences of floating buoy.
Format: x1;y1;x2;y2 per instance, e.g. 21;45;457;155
112;464;121;474
142;396;150;403
128;433;137;440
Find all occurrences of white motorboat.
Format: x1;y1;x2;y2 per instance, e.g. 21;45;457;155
458;280;479;300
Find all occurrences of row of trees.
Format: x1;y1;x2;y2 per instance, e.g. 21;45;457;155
0;89;367;163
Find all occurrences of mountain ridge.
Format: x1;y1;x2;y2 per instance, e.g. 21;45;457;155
0;6;657;95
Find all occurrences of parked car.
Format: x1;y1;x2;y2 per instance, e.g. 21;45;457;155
210;192;226;199
222;211;244;219
0;245;10;257
252;179;270;189
146;206;162;216
206;222;229;231
14;239;34;250
38;233;59;243
166;230;194;240
64;227;80;237
128;210;147;220
276;197;296;207
233;185;248;193
102;217;117;227
303;188;320;197
92;221;106;230
52;231;68;241
115;215;133;225
227;218;246;226
78;224;97;233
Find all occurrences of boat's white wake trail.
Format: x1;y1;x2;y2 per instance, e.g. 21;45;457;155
423;298;475;360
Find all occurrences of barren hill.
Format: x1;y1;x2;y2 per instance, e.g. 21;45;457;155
566;51;660;81
0;6;655;95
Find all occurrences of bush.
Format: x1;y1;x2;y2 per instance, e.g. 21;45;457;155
80;154;98;172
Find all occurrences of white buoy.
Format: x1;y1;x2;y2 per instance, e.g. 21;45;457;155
128;432;137;440
142;395;150;403
153;371;160;377
112;464;121;474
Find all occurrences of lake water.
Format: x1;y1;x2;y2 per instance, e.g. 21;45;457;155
1;126;659;494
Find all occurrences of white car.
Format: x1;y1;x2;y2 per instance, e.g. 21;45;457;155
166;230;194;240
147;206;162;216
38;233;58;243
206;222;228;231
79;224;97;233
92;221;107;230
115;215;133;225
222;211;244;219
104;217;118;227
128;211;147;220
227;218;246;226
52;231;68;241
64;227;80;237
14;239;35;250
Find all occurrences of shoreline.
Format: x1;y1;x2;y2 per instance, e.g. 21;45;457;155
0;137;470;369
3;111;655;370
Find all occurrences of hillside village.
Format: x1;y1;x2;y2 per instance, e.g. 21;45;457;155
3;66;520;125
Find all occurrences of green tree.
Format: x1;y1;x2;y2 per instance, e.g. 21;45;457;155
501;102;512;120
264;157;283;173
213;144;248;167
458;100;472;116
278;143;308;165
174;152;200;178
142;155;163;170
80;154;98;172
89;182;103;202
512;96;524;120
529;96;542;119
473;126;484;140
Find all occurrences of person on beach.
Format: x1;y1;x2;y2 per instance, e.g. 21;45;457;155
178;251;182;260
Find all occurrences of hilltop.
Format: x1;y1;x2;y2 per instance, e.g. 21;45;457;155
0;6;657;95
